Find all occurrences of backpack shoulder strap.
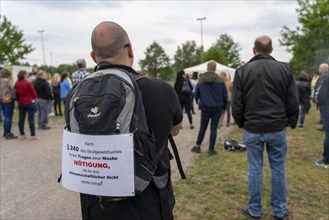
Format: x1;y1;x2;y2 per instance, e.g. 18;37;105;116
168;134;186;179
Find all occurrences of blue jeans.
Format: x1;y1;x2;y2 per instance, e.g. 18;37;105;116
244;129;288;218
35;98;49;128
0;99;3;123
322;105;329;163
196;109;222;150
0;99;15;136
18;103;37;136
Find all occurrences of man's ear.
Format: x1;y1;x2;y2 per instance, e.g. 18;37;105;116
90;51;97;63
253;47;257;55
128;44;134;59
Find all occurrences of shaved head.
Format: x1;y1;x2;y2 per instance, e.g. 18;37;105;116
91;21;130;61
254;35;273;55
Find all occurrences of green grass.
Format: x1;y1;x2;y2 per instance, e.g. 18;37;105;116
173;105;329;220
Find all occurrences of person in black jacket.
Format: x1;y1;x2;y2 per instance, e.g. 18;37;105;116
33;71;53;129
232;35;299;220
296;71;311;128
174;70;194;129
314;63;329;169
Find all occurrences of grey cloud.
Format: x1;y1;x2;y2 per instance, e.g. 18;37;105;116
18;1;123;11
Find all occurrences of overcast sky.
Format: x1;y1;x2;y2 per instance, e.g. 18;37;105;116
1;0;299;70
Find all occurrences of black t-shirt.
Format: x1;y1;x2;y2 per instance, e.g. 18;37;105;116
82;64;183;220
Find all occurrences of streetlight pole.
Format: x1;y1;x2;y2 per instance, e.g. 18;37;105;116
38;30;46;66
196;17;206;49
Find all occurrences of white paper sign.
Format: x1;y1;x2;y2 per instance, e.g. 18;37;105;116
61;129;135;197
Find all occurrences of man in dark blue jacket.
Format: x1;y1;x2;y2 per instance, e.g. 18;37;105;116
232;35;299;220
191;61;227;155
315;63;329;169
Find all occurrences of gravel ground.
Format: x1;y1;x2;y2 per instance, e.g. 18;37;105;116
0;107;233;219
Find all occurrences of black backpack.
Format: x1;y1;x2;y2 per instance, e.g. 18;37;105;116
64;66;160;198
223;140;246;152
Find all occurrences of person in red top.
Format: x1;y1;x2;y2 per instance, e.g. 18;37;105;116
14;70;40;140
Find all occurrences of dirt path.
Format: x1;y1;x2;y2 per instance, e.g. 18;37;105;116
0;107;233;219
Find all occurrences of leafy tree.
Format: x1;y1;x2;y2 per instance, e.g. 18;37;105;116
0;15;34;65
215;34;242;68
173;40;203;71
201;34;242;68
202;45;228;64
280;0;329;75
138;41;173;79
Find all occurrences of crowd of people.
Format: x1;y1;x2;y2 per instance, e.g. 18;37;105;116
0;59;90;140
0;21;328;220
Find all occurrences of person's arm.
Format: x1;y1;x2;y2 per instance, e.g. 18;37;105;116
166;83;183;136
171;121;182;136
29;82;37;99
232;70;244;128
286;69;299;129
315;74;329;106
195;84;200;104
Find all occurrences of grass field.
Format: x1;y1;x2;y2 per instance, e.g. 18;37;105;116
173;104;329;220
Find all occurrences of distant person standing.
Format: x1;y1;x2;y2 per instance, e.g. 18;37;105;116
15;70;40;140
232;35;299;220
27;69;37;83
33;71;53;129
311;71;319;100
60;72;72;106
51;73;62;116
174;70;194;129
71;59;90;86
188;74;197;114
218;71;232;128
296;71;311;128
191;61;227;155
314;63;329;169
0;68;18;139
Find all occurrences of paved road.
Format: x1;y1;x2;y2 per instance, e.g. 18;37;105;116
0;107;232;219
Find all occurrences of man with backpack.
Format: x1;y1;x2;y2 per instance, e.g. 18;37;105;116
68;21;182;220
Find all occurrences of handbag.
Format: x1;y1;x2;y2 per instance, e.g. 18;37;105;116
2;94;12;103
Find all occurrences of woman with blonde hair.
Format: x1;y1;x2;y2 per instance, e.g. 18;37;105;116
51;73;62;116
219;71;233;128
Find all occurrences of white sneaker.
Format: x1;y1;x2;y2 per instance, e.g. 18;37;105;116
31;135;41;140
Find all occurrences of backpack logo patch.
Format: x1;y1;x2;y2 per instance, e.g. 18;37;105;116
88;106;101;118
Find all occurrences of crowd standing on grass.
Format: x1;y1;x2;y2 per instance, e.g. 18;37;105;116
191;61;227;155
296;71;311;128
314;63;329;169
0;68;18;139
14;70;40;140
232;35;299;220
174;70;194;130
